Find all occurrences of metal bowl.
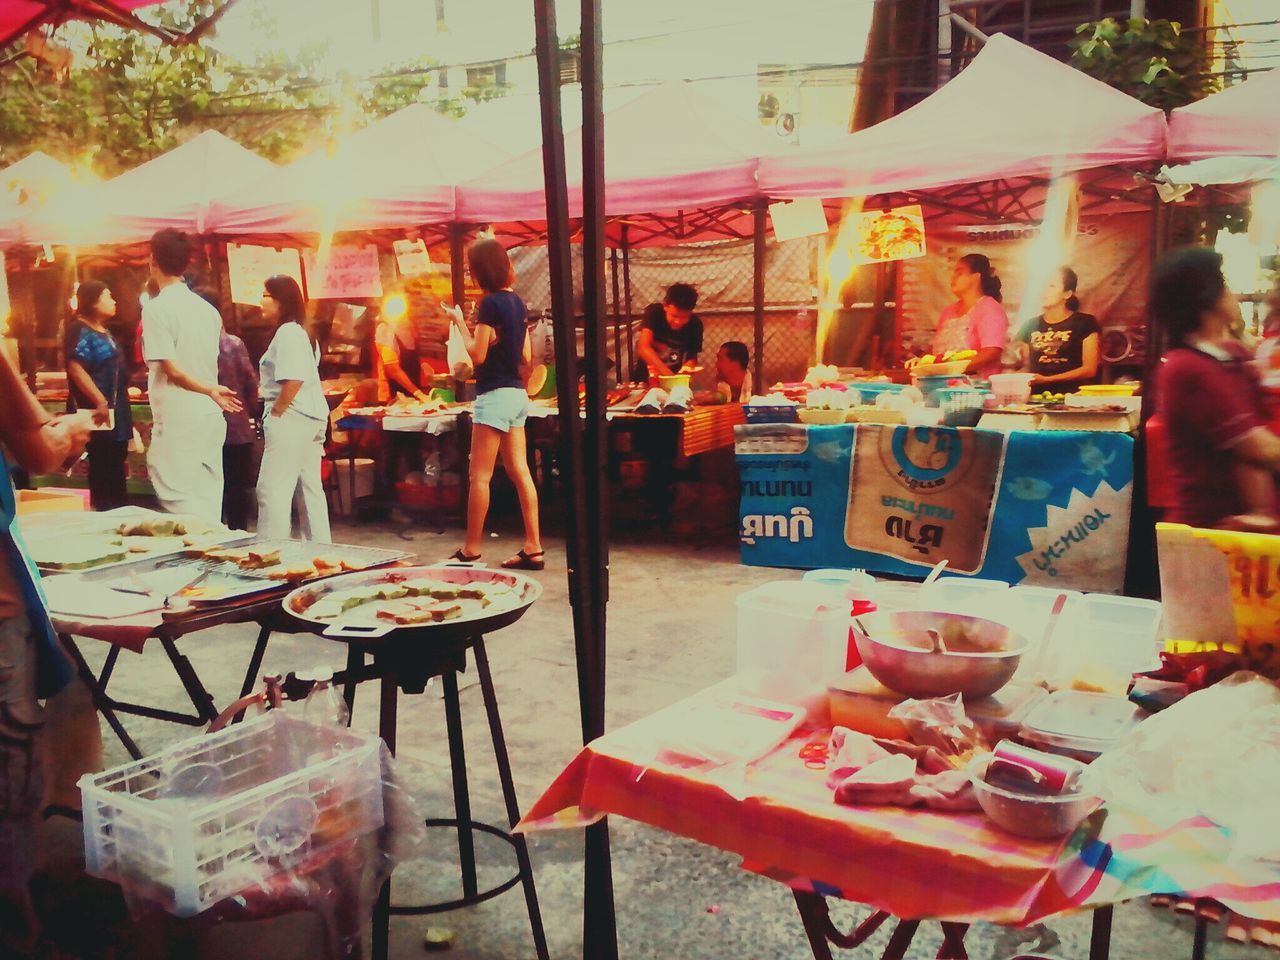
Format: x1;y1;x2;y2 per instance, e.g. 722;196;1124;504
851;610;1028;699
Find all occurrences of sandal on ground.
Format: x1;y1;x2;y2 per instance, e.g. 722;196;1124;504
501;549;546;571
448;549;482;563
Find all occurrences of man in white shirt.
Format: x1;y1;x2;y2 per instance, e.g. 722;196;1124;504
142;229;241;524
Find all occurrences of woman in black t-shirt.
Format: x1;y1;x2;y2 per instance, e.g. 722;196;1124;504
1021;267;1100;388
446;239;543;570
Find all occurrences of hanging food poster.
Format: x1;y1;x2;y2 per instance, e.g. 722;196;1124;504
852;205;927;265
303;245;384;300
227;243;304;305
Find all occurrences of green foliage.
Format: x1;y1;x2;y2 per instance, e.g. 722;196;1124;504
1069;16;1218;111
0;0;499;174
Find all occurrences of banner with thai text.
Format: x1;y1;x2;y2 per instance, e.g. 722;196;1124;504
736;423;1134;592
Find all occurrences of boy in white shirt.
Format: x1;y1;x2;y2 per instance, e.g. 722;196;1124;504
141;229;241;523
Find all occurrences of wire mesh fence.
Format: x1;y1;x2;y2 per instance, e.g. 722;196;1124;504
510;234;822;392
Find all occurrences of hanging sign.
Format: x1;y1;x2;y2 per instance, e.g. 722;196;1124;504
394;238;432;278
851;204;927;264
227;243;303;305
302;245;383;299
769;199;828;242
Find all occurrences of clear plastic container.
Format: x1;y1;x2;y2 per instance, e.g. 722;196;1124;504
1019;690;1141;762
920;577;1009;616
80;713;385;916
736;581;849;705
1042;593;1163;693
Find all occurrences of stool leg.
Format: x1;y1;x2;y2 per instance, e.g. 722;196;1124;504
473;638;550;960
238;624;272;699
442;670;479;900
342;646;362;723
372;674;398;960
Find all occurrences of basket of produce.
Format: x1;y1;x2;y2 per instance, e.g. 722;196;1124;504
908;349;977;377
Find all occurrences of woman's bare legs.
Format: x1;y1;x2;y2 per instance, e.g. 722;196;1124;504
499;426;542;555
463;424;503;556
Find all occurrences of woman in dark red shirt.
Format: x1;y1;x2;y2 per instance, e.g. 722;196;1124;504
1152;248;1279;530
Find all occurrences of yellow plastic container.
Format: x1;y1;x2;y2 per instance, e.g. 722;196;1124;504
1078;383;1139;397
1159;523;1280;676
16;488;88;515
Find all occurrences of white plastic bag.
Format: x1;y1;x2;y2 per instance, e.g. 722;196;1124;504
447;322;472;380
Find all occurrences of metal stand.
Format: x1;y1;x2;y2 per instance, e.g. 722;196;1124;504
59;630;221;760
340;635;549;960
794;891;1115;960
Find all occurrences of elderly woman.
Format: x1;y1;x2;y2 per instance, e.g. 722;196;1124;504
1153;247;1280;530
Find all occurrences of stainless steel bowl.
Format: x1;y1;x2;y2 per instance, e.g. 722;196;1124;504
851;610;1028;699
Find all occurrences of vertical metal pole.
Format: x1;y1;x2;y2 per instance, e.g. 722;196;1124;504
621;227;635;381
580;0;619;956
449;224;467;312
937;0;953;87
532;2;617;958
610;248;622;386
752;204;767;391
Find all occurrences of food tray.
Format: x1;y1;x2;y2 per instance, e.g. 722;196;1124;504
23;507;242;575
149;539;413;606
745;404;800;424
283;564;542;642
80;713;384;917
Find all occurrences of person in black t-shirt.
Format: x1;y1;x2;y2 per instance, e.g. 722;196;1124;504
1020;267;1100;388
632;282;704;382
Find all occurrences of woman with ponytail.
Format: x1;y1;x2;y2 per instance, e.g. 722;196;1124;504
1021;266;1100;388
931;252;1010;377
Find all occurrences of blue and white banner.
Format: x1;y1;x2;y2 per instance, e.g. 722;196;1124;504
736;423;1134;592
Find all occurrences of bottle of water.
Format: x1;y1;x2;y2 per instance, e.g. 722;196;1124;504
303;666;350;729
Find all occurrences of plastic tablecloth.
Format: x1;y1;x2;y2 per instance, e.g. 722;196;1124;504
336;412;460;434
518;691;1280;925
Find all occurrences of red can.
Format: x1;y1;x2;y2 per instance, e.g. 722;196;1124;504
987;740;1085;795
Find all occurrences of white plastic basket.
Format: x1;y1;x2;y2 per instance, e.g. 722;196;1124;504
79;713;385;916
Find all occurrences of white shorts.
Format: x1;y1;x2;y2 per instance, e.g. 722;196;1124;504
473;388;529;432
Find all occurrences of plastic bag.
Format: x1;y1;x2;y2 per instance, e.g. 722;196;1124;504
447;321;472;380
887;694;987;761
1082;672;1280;863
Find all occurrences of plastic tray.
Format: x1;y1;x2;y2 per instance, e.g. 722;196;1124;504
1019;690;1141;761
80;714;385;916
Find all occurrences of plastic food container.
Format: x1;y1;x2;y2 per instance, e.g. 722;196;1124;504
798;408;849;425
1078;383;1138;397
659;374;691;391
1019;690;1141;762
969;754;1099;839
1041;593;1163;693
850;381;907;400
80;714;385;916
989;372;1035;405
913;374;969;407
736;581;849;706
937;388;986;427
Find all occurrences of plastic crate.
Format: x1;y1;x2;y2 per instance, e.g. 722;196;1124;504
80;713;385;916
744;404;800;424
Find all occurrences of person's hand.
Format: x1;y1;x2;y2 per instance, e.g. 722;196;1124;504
210;384;243;413
441;301;465;325
92;403;111;427
46;411;94;467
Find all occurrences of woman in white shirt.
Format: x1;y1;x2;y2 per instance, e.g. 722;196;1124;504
255;275;331;542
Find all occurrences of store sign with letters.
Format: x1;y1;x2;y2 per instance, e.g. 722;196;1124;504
736;423;1133;592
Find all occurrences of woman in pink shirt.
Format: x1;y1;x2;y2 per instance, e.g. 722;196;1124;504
932;253;1010;378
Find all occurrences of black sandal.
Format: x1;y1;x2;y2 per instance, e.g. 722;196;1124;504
448;549;482;563
501;549;546;571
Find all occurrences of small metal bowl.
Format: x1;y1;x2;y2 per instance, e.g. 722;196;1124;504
851;610;1028;699
968;755;1099;840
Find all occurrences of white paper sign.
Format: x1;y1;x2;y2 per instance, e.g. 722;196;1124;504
393;238;431;278
227;243;304;305
303;245;384;300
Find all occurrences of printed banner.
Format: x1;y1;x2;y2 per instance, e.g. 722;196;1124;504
737;423;1134;592
227;243;304;305
303;245;383;300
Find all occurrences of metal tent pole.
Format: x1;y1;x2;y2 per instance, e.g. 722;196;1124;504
449;223;467;311
532;2;618;959
579;0;619;955
610;248;622;384
621;226;634;380
752;203;767;390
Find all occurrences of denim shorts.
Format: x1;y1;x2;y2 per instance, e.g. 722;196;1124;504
473;387;529;432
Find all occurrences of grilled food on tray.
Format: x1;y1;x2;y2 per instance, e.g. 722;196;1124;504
297;575;518;623
115;519;188;538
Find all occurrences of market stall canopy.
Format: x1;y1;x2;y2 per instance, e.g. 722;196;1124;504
0;0;230;47
758;34;1167;202
206;103;512;236
0;151;99;246
1163;156;1280;187
32;130;273;245
1168;68;1280;164
456;81;780;226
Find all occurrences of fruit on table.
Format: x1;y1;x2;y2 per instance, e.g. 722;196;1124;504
940;349;977;361
1034;391;1067;402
